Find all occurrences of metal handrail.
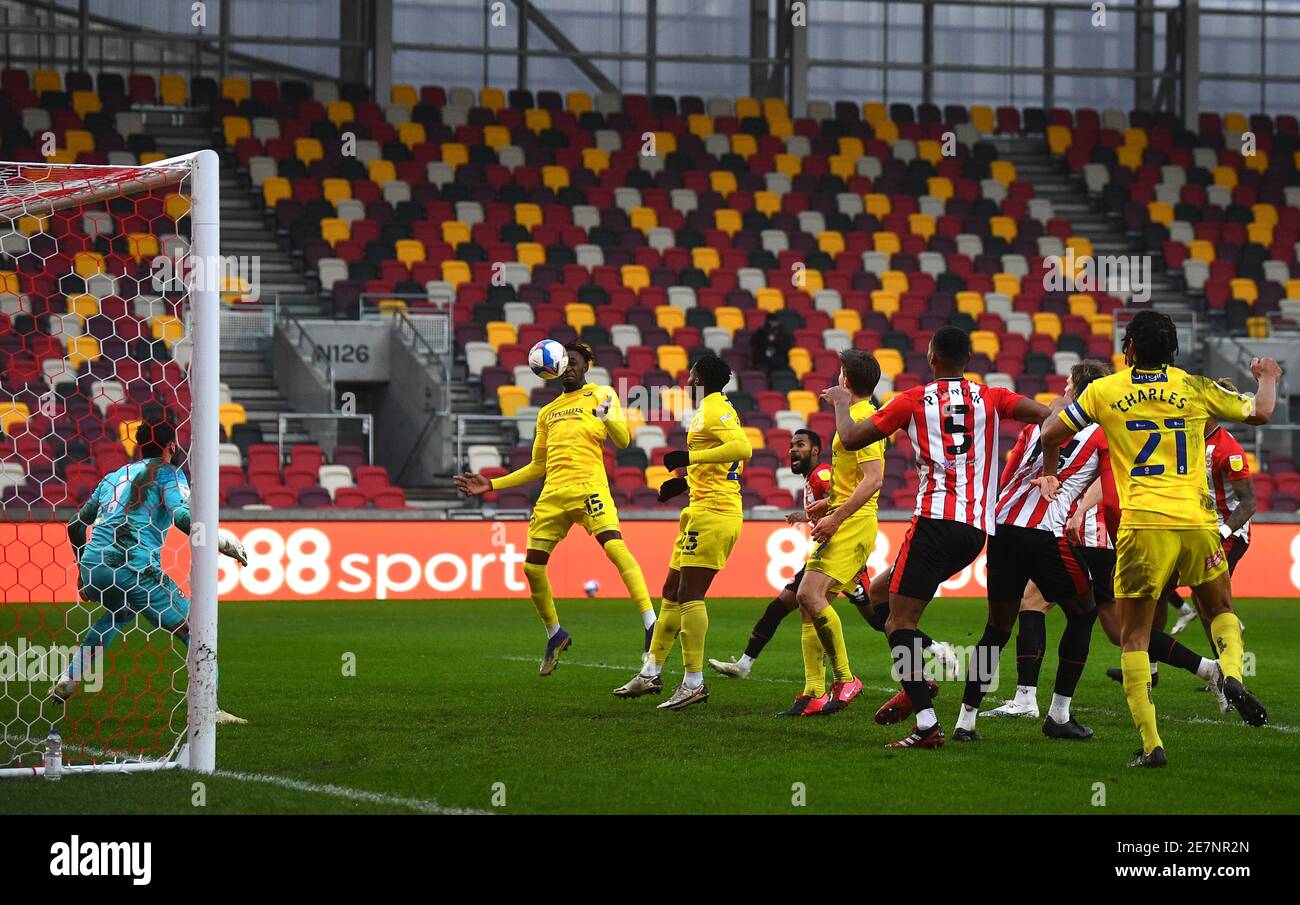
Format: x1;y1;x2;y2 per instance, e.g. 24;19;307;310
276;306;336;410
391;310;453;416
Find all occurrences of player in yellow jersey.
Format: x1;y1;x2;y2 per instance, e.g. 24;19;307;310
1038;311;1281;767
779;350;885;716
454;343;656;676
613;352;752;710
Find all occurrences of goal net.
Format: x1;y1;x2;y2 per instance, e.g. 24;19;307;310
0;152;220;776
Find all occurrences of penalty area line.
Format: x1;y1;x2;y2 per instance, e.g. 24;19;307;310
211;769;492;815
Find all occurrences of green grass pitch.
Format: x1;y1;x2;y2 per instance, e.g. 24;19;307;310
1;597;1297;814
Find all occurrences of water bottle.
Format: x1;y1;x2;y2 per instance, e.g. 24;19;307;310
43;730;62;782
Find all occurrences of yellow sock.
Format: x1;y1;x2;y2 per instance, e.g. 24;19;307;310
1210;612;1244;682
648;598;680;665
522;562;558;630
679;599;709;673
801;621;826;697
603;539;653;617
1121;650;1163;753
811;605;852;682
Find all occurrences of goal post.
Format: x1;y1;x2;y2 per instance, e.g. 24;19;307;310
0;150;220;777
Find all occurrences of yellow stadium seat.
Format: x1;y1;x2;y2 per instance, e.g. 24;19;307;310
218;403;247;435
1122;127;1148;151
839;138;866;161
714;306;744;333
160;74;187;105
65;336;99;369
368;159;396;186
516;242;545;267
1065;236;1093;258
1188;239;1215;263
323;178;352;204
1116;145;1142;170
763;98;789;121
391;84;418;108
63;130;94;155
71;91;102;119
441;259;471;286
441;221;471;247
221;77;249;103
482;125;510;149
658;345;688;377
1230;278;1258;304
880;271;909;295
787;390;819;419
630;207;658;233
497;385;528;417
1088;313;1113;336
1248;223;1273;246
819;230;846;255
862;102;887;127
74;252;105;277
1035;392;1061;407
908;214;935;241
1047;125;1072;156
263;177;291;208
927;177;953;201
621;265;650;291
480;87;505;112
744;426;765;450
865;194;891;217
399;121;427;149
644;465;671;492
989;216;1018;242
566;91;592;113
876;348;904;379
688;114;713;137
735;97;761;119
873;231;901;255
295;137;324;166
515;203;543;230
964;372;984;385
875;121;899;143
971;330;1000;359
542;166;570;191
118;419;141;455
164;193;190;221
151;315;186;347
1213;165;1238;189
33;69;61;94
1068;294;1097;317
755;190;782;216
125;233;160;263
655;305;685;334
832;309;862;334
1032;312;1062;339
652;131;677;155
525;109;551;133
377;299;407;316
1147;201;1174;226
68;294;99;318
566;303;596;331
582;147;609;175
956;291;985;317
714;209;742;236
485;321;517;351
395;239;425;266
993;273;1021;297
798;268;823;293
0;402;30;435
788;347;812;378
326;100;354;127
971;106;995;133
774;154;801;179
710;171;738;196
755;288;784;312
871;291;900;316
828;155;856;180
441;142;469;168
989;160;1017;185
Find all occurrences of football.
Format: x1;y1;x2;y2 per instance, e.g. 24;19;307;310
582;579;600;597
528;339;568;380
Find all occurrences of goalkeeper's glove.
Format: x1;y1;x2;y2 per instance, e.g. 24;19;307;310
663;449;690;471
218;530;249;566
657;477;688;502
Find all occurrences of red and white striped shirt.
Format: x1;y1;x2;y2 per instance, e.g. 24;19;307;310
871;379;1024;533
1078;502;1113;549
1206;426;1252;543
803;463;832;516
996;422;1107;533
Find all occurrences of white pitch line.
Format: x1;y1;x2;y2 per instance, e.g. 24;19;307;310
211;769;492;815
506;656;1300;733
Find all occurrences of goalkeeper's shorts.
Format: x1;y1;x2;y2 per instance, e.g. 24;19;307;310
81;562;190;633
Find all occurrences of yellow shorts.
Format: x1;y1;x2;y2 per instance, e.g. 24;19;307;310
806;516;878;594
1113;526;1227;599
669;505;742;572
527;483;621;548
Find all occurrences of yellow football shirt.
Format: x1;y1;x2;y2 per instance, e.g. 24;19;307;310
1059;365;1255;529
686;391;748;514
828;397;885;521
491;383;628;492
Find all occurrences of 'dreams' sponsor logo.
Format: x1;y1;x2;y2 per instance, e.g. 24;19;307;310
50;836;152;886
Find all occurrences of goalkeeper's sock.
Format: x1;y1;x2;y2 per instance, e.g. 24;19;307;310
744;599;794;660
1210;611;1245;682
801;621;826;697
603;539;654;625
522;562;559;632
70;612;124;682
643;598;680;676
679;599;709;674
811;605;851;682
1121;650;1162;754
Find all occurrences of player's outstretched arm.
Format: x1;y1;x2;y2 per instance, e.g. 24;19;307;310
1242;357;1282;425
1034;416;1080;499
465;414;549;494
821;385;886;450
453;472;495;496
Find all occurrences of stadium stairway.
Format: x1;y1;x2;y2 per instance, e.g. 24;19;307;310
996;134;1189;316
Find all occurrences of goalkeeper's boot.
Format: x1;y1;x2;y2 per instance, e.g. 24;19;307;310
874;680;940;725
215;709;248;725
1223;676;1267;727
657;681;709;710
612;672;663;698
1128;746;1167;768
707;656;751;679
1170;602;1199;635
821;675;863;714
885;722;945;750
1106;667;1158;688
539;627;572;676
984;691;1040;718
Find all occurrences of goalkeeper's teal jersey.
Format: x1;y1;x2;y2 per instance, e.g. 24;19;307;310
81;459;191;569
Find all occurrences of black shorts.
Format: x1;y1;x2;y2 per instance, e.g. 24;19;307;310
986;523;1092;604
889;516;987;602
1223;536;1249;576
1078;547;1116;605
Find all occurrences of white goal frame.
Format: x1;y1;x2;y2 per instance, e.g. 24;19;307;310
0;149;220;777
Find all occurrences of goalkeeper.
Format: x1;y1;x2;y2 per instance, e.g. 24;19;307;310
52;420;249;725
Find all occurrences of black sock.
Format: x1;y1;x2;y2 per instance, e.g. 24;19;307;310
1148;629;1203;676
1053;608;1096;698
744;601;794;660
867;601;889;633
962;624;1012;709
1015;610;1047;688
888;628;933;715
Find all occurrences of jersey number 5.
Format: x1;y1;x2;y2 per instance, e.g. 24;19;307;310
1127;418;1187;477
942;403;971;456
